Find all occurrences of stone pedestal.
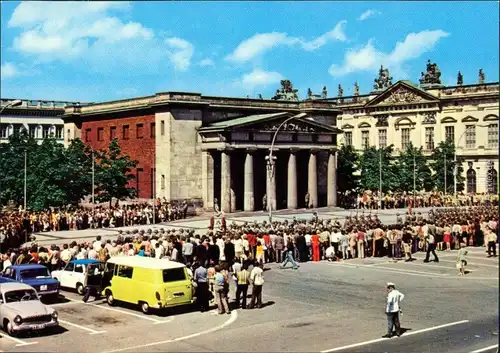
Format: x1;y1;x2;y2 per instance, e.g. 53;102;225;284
287;151;297;209
327;151;337;207
244;152;254;211
308;151;318;208
221;151;231;213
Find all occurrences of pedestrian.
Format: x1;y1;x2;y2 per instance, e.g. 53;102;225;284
486;227;497;257
249;261;264;309
235;262;250;309
456;243;468;276
82;264;103;303
383;282;405;338
193;262;209;312
281;239;299;269
423;231;439;263
213;265;230;315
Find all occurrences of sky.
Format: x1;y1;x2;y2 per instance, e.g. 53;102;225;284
1;1;499;103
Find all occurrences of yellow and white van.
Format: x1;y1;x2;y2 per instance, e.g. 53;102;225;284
102;256;194;314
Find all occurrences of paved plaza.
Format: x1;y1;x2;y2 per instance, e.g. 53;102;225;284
8;207;499;352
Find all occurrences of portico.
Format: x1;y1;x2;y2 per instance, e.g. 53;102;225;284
198;112;341;213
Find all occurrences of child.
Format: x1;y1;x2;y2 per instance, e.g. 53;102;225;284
456;243;468;276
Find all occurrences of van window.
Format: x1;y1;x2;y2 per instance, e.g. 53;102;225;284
117;265;133;279
163;268;186;283
65;263;75;272
105;262;115;274
75;265;84;273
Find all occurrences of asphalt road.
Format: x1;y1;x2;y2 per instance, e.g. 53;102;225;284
0;245;497;353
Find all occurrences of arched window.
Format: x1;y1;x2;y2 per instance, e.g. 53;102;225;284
466;168;477;194
487;168;498;194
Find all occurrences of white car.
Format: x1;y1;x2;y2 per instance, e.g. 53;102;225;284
0;282;58;336
51;259;104;295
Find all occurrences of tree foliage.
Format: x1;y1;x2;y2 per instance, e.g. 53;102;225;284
336;144;360;194
394;143;433;192
429;140;464;193
360;145;398;193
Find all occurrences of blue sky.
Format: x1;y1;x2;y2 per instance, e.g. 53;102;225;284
1;1;499;103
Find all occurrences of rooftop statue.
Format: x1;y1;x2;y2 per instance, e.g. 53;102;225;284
353;81;360;96
322;86;327;99
373;65;393;90
271;80;299;101
419;59;442;85
457;71;463;86
337;84;343;98
478;69;485;84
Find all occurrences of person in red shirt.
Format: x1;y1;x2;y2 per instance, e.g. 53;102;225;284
311;232;320;262
263;233;271;263
247;232;257;259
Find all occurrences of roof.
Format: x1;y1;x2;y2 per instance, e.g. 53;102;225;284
69;259;103;265
207;112;289;129
0;282;34;291
10;264;48;270
107;256;186;270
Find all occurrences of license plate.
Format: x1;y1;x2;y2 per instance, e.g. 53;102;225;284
40;285;47;291
32;324;45;330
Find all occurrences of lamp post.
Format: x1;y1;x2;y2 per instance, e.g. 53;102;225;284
413;151;416;206
267;114;303;224
24;150;27;210
454;124;491;195
379;148;383;209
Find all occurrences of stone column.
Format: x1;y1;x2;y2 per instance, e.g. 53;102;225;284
327;151;337;207
221;150;231;213
308;151;318;208
244;151;254;211
201;151;214;210
266;157;277;211
287;151;297;209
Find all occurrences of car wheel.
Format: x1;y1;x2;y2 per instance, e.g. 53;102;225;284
76;283;84;295
106;291;115;306
140;301;150;314
4;320;15;337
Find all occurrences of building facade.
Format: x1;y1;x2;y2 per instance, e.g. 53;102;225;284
0;98;83;144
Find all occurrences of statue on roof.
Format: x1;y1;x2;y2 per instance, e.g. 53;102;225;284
337;84;343;98
322;86;328;99
419;59;442;85
258;94;263;100
478;69;485;84
373;65;393;90
353;81;360;96
271;80;299;101
307;88;313;99
457;71;463;86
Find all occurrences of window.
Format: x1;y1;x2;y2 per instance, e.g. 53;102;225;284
401;128;410;150
160;120;165;136
150;122;156;138
163;268;186;283
465;125;476;149
29;126;36;138
97;127;104;141
64;263;75;272
445;126;455;143
56;126;64;139
425;127;435;150
378;129;387;148
136;123;144;139
123;125;130;140
487;168;498;194
344;132;352;146
43;125;51;138
74;265;84;273
161;175;165;190
150;168;155;198
0;125;7;139
136;168;143;195
361;131;370;149
85;128;92;142
117;265;133;279
487;124;498;148
110;126;117;140
466;169;477;194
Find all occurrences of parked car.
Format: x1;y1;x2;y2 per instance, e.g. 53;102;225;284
0;282;59;336
52;259;104;295
0;265;60;300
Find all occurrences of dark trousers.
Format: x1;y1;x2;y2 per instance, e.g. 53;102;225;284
235;284;248;308
425;243;439;262
275;249;282;263
386;312;401;335
488;241;497;257
249;285;262;308
196;282;209;311
83;286;100;302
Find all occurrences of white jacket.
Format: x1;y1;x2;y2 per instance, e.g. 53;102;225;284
386;289;404;313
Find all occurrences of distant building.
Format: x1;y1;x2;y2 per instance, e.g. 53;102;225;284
0;98;84;144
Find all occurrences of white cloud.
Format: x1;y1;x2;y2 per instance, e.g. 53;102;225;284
357;10;381;21
329;30;449;77
240;69;283;88
1;62;18;80
199;58;215;67
226;21;347;63
7;2;193;71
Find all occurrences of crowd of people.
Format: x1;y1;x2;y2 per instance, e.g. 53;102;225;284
2;204;498;313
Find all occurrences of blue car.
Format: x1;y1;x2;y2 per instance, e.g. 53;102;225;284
0;264;60;300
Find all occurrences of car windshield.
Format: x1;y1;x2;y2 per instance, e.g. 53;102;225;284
20;268;50;279
4;290;38;303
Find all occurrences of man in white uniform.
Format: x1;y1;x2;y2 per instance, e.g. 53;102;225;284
383;282;405;338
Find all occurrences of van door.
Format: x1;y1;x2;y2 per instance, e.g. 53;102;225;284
163;267;192;306
112;265;134;302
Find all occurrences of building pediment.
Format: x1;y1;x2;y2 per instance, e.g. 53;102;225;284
365;81;439;107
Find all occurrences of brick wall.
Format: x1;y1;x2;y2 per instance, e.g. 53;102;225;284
81;112;155;199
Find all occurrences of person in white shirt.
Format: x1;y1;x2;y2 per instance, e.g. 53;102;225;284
383;282;405;338
325;245;336;262
424;233;439;263
93;236;102;252
249;262;264;309
88;248;98;260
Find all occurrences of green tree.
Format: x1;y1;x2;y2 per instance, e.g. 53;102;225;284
61;139;94;205
360;145;398;192
94;138;138;205
336;144;360;194
394;143;433;192
430;140;464;193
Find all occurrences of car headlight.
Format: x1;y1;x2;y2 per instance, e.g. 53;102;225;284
51;311;58;319
14;315;22;324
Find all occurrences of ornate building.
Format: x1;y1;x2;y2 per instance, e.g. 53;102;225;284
333;62;499;194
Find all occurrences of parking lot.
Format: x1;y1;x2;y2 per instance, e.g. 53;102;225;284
0;244;497;353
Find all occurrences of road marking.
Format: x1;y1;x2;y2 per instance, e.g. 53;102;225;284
153;317;175;324
320;320;470;352
0;332;38;347
102;309;238;353
436;259;499;268
469;344;499;353
330;262;448;278
51;301;82;307
65;297;166;323
58;319;107;335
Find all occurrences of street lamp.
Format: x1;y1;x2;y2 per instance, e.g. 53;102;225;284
454;124;491;195
267;114;305;224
